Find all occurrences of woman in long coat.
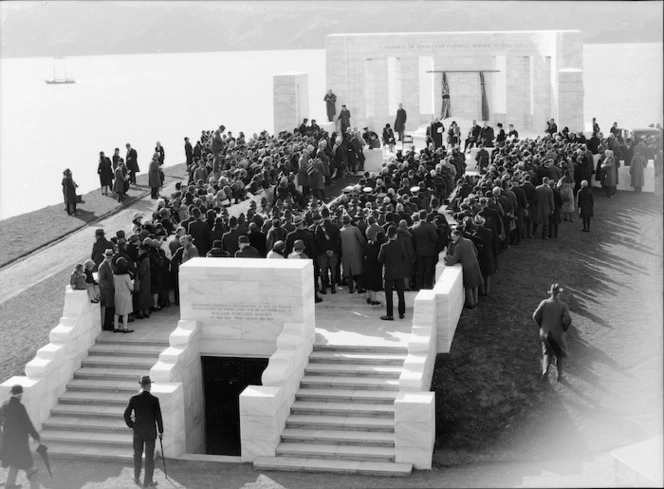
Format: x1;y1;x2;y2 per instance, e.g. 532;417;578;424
113;163;126;202
601;149;618;197
557;173;576;221
444;229;484;309
135;246;152;318
62;168;78;215
362;233;384;305
576;180;594;232
0;387;40;483
148;153;161;199
339;216;365;293
97;153;114;195
113;257;134;332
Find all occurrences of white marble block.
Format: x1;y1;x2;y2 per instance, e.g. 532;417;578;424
394;391;435;470
273;73;309;134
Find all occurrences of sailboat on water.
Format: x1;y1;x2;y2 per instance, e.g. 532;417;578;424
45;57;75;85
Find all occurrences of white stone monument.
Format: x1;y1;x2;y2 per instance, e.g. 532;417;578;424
325;30;584;134
273;72;309;134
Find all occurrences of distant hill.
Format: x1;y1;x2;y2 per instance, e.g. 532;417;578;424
1;1;662;58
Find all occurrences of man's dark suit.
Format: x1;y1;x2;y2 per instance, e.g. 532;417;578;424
188;219;212;257
410;221;439;289
124;390;163;486
378;238;409;318
221;229;240;256
185;141;193;166
91;237;113;272
126;148;139;184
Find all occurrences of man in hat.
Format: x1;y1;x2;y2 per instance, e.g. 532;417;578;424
533;284;572;381
0;384;40;489
324;89;337;122
98;248;116;331
338;104;351;134
91;228;113;272
378;226;409;320
124;376;163;488
235;235;260;258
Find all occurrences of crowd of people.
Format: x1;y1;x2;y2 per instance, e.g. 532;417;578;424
69;112;662;325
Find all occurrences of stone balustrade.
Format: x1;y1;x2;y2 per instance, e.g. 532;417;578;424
0;287;101;430
239;322;315;461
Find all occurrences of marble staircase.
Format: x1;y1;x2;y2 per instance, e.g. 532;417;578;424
40;334;169;460
253;344;414;476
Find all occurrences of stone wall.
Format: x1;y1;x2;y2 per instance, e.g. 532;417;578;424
273;73;309;134
0;287;101;430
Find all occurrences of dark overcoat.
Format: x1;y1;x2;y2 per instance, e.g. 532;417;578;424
534;184;554;225
577;186;594;218
363;240;384;291
444;237;484;289
0;397;40;470
98;156;114;187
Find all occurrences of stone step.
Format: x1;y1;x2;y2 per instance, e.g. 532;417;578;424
43;415;128;433
296;388;397;404
300;376;400;391
81;356;156;369
51;404;124;419
314;344;407;354
67;379;140;394
281;428;394;447
41;429;133;448
276;442;394;462
59;391;130;406
286;414;394;432
254;456;412;476
304;363;403;378
96;335;169;347
43;442;133;461
74;367;147;381
308;351;407;366
290;401;394;418
88;343;166;358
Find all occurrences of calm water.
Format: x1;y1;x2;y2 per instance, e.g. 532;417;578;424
0;44;661;220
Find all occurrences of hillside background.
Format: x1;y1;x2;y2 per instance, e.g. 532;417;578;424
1;0;663;58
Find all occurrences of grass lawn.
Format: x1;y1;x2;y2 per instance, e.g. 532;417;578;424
432;180;663;465
0;164;186;269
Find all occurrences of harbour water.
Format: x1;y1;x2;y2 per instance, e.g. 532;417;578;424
0;44;661;220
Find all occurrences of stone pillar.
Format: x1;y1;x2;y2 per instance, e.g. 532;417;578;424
397;57;420;130
364;57;389;131
506;56;531;131
532;56;552;132
273;73;309;135
558;68;584;133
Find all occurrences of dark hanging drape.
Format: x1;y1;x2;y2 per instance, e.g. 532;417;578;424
479;72;490;121
440;72;451;120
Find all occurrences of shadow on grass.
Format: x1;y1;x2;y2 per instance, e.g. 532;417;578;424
431;182;663;466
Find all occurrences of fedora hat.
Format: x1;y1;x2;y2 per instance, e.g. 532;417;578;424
138;375;152;386
548;283;563;294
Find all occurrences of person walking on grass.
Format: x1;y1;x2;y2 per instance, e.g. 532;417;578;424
533;283;572;382
576;179;594;232
0;385;40;489
124;376;163;488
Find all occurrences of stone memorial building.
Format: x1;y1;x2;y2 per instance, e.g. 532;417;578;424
325;30;584;133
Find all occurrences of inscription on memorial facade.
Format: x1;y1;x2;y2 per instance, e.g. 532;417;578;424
379;41;531;51
191;302;293;321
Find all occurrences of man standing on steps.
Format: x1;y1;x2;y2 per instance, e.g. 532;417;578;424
394;103;407;142
124;376;163;488
378;226;409;321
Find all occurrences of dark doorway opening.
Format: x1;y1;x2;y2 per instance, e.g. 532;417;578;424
201;356;268;456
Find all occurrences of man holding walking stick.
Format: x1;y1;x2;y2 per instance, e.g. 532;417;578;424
124;376;163;488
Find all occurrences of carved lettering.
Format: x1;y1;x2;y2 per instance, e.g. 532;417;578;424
191;302;293;321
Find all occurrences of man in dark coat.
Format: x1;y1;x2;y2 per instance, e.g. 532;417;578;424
187;207;212;257
124;376;163;488
534;177;555;239
314;207;341;294
184;137;193;168
378;226;409;320
394;103;407;142
520;176;537;239
428;118;444;149
91;228;114;272
0;385;40;489
125;143;139;185
221;216;241;256
338;105;351;134
324;90;337;122
410;209;439;290
464;120;481;152
235;236;261;258
533;283;572;381
479;122;495;147
577;179;594;232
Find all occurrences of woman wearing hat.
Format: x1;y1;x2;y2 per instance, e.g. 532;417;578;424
62;168;78;215
0;385;41;489
113;257;134;332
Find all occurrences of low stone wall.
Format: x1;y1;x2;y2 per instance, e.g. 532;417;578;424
0;287;101;430
591;156;655;193
239;321;315;461
394;262;464;469
150;319;203;456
